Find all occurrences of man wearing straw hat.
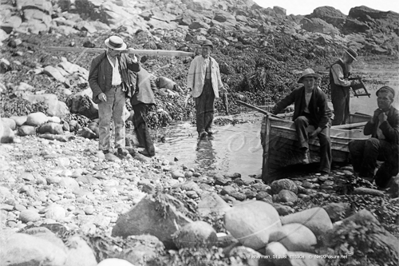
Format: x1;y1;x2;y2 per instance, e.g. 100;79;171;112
349;86;399;189
88;36;140;160
329;47;358;125
272;68;332;174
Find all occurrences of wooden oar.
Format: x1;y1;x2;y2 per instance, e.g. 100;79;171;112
236;100;279;118
332;121;367;130
46;47;195;57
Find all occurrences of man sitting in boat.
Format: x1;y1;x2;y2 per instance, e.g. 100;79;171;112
348;86;399;189
271;68;332;174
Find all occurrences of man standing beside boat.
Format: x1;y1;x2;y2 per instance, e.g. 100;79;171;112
272;68;332;174
329;48;358;125
348;86;399;189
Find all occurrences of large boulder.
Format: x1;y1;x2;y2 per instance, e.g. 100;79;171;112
0;232;67;266
64;236;97;266
197;192;231;216
16;0;52;34
1;118;16;130
224;201;281;250
307;6;347;29
26;112;48;126
112;194;192;249
269;223;317;252
172;221;217;248
300;17;340;35
280;207;333;237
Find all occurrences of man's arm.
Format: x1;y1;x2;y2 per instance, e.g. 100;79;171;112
88;58;103;100
186;57;197;94
317;91;331;129
379;109;399;144
272;90;296;115
124;54;140;72
331;64;352;87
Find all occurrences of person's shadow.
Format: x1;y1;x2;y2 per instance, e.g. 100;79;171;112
195;137;216;171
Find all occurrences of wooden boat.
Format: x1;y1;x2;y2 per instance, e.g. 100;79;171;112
260;112;371;183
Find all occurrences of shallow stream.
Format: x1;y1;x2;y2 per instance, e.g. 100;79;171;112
156;56;399;178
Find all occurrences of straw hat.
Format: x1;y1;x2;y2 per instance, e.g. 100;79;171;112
345;48;358;61
104;36;127;50
297;68;320;83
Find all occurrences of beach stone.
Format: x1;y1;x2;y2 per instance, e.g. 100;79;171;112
342;209;379;224
173;221;217;248
274;189;298;203
285;251;325;266
97;258;135;266
322;202;351;222
18;125;36;136
45;204;66;221
281;207;333;236
19;209;40;223
112;194;192;249
269;223;317;252
114;235;164;265
0;233;67;266
271;179;298;194
265;241;288;259
64;235;97;266
272;203;295;216
59;177;79;192
1;117;16;130
197;192;231;216
37;122;64;134
23;227;66;249
171;169;184;179
26;112;48;126
0;118;14;143
229;246;267;265
224;201;281;250
10;115;27;126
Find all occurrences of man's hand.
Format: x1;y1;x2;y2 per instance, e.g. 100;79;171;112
371;109;383;123
378;112;387;123
309;127;322;138
98;93;107;102
184;89;192;107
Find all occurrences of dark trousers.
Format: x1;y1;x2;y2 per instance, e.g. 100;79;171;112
194;79;215;134
331;87;350;125
349;138;399;188
294;115;332;173
131;103;155;156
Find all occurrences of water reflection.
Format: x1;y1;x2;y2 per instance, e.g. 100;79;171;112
195;138;216;171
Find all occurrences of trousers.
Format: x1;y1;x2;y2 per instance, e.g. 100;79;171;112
98;85;126;151
349;138;399;188
294;115;332;173
132;103;155;156
194;79;215;134
331;86;350;125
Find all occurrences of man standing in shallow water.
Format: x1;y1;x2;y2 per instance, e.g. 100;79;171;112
186;40;226;139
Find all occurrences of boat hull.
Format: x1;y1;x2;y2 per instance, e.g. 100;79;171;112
260;113;370;183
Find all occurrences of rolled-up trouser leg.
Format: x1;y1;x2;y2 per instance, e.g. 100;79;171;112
318;127;332;173
294;116;310;150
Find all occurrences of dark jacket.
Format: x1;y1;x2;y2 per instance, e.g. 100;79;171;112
272;86;331;129
130;68;156;106
364;106;399;145
88;52;140;104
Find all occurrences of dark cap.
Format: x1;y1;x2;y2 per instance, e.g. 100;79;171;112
345;48;358;61
376;86;395;98
202;40;213;49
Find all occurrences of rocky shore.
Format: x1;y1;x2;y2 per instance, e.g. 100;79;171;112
1;0;399;265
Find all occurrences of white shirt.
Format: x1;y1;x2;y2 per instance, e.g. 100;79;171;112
107;55;122;86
